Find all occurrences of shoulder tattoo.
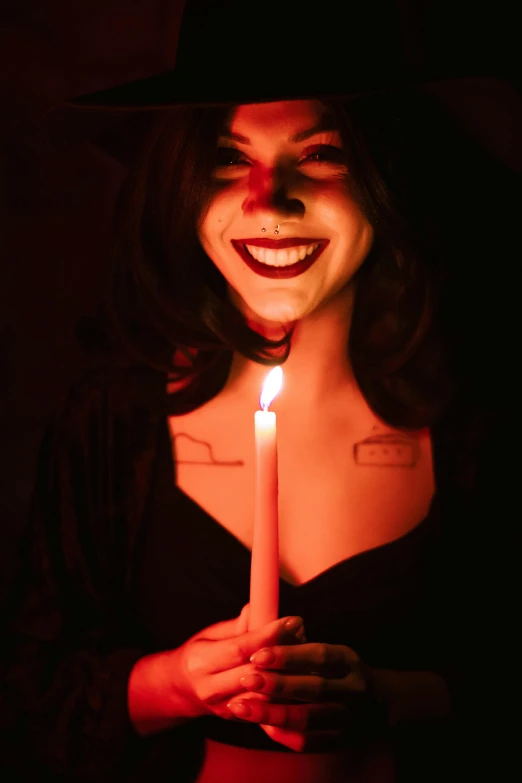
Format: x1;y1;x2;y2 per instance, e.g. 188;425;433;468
173;432;244;466
353;431;419;468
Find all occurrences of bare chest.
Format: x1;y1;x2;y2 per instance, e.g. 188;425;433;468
168;402;435;587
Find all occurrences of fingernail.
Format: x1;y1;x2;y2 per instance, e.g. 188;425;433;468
250;648;275;665
228;701;251;717
240;673;265;691
284;616;303;632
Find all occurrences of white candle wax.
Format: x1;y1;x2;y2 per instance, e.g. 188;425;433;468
249;367;283;631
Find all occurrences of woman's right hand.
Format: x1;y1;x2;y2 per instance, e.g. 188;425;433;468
128;604;305;735
169;604;305;722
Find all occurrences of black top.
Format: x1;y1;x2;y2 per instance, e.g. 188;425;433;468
137;415;444;752
0;363;498;782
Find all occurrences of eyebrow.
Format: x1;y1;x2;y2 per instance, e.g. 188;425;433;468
220;118;338;145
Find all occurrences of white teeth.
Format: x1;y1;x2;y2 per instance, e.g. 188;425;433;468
244;242;320;267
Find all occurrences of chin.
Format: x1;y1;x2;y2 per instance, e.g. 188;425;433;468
230;289;291;322
250;303;301;327
262;304;299;321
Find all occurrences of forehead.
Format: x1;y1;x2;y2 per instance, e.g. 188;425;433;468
226;99;331;137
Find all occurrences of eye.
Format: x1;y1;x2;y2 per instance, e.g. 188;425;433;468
215;147;251;168
300;144;346;165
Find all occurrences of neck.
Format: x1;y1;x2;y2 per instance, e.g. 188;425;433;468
223;285;358;415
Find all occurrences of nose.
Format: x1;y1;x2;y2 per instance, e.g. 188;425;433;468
241;163;304;223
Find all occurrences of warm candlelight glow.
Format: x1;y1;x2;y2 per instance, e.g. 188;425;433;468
259;366;283;410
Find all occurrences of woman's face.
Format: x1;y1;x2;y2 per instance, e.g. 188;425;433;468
197;99;374;327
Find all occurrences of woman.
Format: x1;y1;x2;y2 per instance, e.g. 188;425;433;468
2;1;519;781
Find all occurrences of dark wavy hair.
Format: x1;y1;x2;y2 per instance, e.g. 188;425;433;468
95;88;514;428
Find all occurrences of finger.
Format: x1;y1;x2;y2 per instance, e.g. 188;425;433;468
195;668;272;708
243;669;368;703
240;670;327;701
200;616;304;673
227;698;350;732
250;642;353;677
295;625;307;643
260;724;345;753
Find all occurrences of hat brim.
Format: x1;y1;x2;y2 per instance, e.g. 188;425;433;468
65;65;508;111
52;76;522;177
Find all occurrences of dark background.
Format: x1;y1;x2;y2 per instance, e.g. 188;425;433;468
0;1;185;602
0;0;521;605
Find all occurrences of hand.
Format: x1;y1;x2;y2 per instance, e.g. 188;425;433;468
227;640;386;752
170;604;306;723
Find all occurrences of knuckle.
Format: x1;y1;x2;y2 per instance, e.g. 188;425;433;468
185;657;202;682
215;705;235;720
315;643;329;667
343;645;360;665
347;665;366;693
317;674;328;699
194;682;213;704
185;641;207;675
225;640;248;666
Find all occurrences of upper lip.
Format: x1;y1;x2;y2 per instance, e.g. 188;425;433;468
232;238;327;249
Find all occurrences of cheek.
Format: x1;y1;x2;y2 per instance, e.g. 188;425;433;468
198;200;226;249
209;179;246;210
199;186;243;239
315;187;365;232
318;190;374;263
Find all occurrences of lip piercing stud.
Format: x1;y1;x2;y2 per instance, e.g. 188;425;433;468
261;227;266;232
274;225;280;234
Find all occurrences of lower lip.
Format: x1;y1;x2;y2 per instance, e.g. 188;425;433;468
231;241;329;279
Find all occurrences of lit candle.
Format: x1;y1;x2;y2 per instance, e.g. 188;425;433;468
249;366;283;631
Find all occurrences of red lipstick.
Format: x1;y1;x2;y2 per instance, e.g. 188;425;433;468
231;239;329;280
235;238;326;249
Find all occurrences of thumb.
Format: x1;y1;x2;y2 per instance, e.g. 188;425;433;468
196;604;251;642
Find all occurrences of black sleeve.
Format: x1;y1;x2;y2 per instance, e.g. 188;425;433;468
444;405;517;779
409;403;515;782
0;375;154;781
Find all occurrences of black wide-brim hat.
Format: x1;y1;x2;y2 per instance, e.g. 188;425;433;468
66;0;518;107
62;0;521;172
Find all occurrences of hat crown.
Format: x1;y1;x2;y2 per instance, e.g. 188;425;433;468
173;0;407;101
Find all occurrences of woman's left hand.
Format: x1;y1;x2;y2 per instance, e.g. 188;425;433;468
226;641;386;752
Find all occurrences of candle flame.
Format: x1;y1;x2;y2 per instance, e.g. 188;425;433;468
260;366;283;410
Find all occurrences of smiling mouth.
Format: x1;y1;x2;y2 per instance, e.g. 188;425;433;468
231;239;329;279
244;241;321;267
